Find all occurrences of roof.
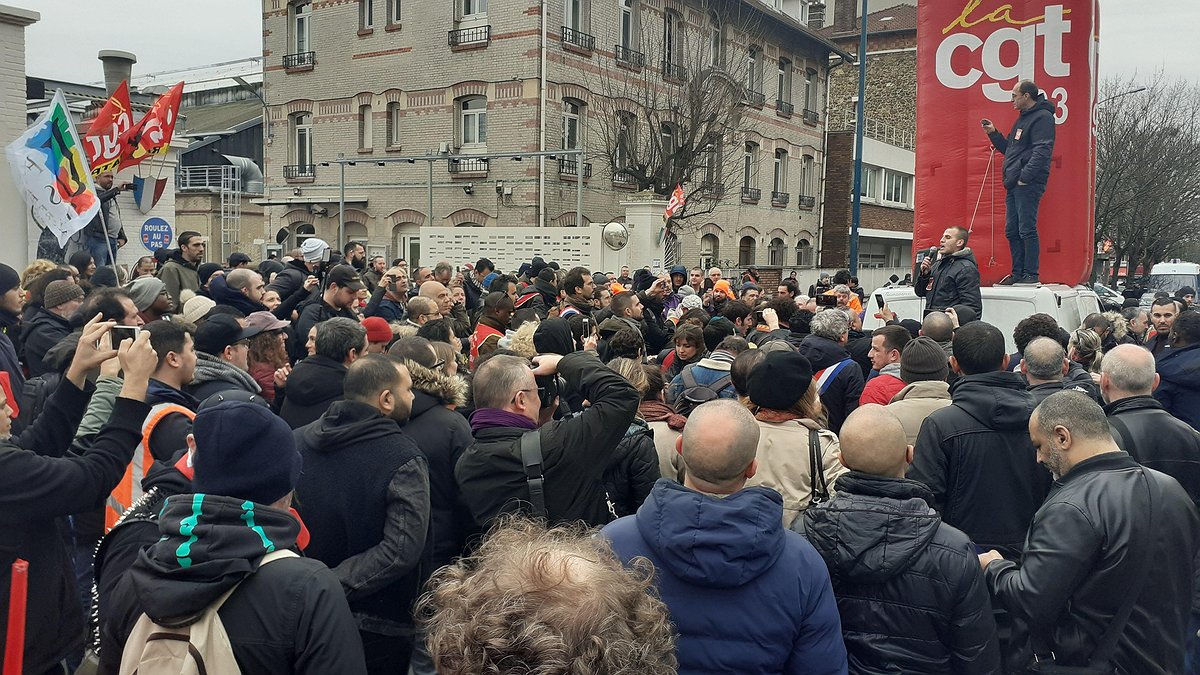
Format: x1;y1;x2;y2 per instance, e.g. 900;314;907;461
92;57;263;95
820;3;917;39
179;99;262;136
742;0;857;62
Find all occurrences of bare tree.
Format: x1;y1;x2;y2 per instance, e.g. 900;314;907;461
1095;75;1200;285
590;1;770;232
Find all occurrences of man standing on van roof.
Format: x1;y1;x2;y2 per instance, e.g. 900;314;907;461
915;226;982;319
983;79;1056;286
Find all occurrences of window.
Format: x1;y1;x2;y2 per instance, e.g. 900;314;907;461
292;2;311;53
801;155;814;196
619;0;634;48
386;102;401;147
796;238;815;267
701;137;718;186
708;12;722;67
883;170;913;206
562;99;584;150
700;233;719;268
358;104;372;149
742;142;758;188
615;111;637;171
291;112;313;167
857;165;879;199
745;46;761;93
769;238;785;266
777;58;792;104
387;0;400;23
804;68;817;111
773;148;787;193
660;123;676;179
360;0;373;29
565;0;583;31
663;10;680;65
462;0;486;17
459;97;487;146
739;236;756;266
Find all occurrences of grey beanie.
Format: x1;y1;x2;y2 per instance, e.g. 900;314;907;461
900;336;950;383
128;275;167;311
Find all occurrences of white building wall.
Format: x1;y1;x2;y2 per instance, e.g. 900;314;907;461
0;5;39;271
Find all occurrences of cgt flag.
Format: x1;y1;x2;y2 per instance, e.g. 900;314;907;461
84;80;134;177
5;89;100;246
663;184;686;221
118;81;183;170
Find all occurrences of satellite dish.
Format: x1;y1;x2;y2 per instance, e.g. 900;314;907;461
603;222;629;250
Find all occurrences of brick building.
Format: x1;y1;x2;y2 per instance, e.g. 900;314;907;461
260;0;851;272
819;2;916;278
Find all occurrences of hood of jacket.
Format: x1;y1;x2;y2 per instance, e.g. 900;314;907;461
634;480;786;588
804;472;940;583
128;493;300;624
168;250;198;270
302;399;400;451
798;334;850;371
147;379;200;409
534;318;576;355
285;355;346;405
208;275;266;314
948;370;1034;431
533;276;559;300
1023;97;1056;118
940;247;978;269
891;379;951;402
598;316;639;338
1157;343;1200;382
407;359;467;415
191;352;261;393
42;327;82;371
142;448;194;495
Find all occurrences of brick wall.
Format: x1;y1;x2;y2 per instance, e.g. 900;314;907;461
821;130;912;267
827;32;916;134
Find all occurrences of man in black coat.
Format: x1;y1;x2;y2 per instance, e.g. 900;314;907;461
803;405;1000;673
295;355;430;674
1;317;157;674
456;350;638;529
798;309;865;434
279;317;366;428
909;322;1051;558
914;226;983;317
984;79;1056;285
981;391;1200;673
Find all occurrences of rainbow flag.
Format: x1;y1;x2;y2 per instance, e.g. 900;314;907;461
5;89;100;246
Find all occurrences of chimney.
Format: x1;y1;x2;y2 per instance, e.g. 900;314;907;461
809;1;827;29
98;50;136;96
833;0;856;33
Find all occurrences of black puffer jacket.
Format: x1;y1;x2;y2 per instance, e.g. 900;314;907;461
803;472;1001;674
279;354;347;429
908;371;1051;557
602;419;661;518
986;453;1199;673
914;248;983;318
988;96;1056;189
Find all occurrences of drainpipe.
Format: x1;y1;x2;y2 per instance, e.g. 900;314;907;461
537;0;548;227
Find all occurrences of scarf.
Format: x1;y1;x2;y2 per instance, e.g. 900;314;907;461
639;400;686;431
191;352;262;394
470;407;539;434
754;408;804;423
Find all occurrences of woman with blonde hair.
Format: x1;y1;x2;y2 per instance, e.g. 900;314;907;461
1069;327;1104;374
602;358;662;516
744;350;846;528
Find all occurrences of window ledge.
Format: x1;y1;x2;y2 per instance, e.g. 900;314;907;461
450;42;488;53
802;118;819;127
358;27;374;37
385;22;401;32
284;64;314;74
562;42;593;57
385;145;404;152
285;175;315;184
357;147;374;154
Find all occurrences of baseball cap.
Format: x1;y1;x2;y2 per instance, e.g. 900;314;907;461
326;264;366;291
244;310;290;333
228;252;252;267
194;314;263;355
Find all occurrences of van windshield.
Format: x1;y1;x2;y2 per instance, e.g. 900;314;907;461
1146;274;1200;293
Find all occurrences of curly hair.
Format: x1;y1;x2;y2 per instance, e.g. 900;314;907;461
417;517;678;675
248;329;289;371
20;259;58;291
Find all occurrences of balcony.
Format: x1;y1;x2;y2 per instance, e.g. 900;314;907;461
283;164;315;181
615;44;644;68
803;108;821;124
448;25;490;48
743;90;765;107
775;99;794;116
700;181;724;198
613;170;639;186
771;191;790;206
558;157;592;179
741;186;760;203
662;60;688;83
561;26;595;52
798;195;816;209
282;51;315;71
447;157;489;174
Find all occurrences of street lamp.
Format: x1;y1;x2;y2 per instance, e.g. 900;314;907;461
1097;86;1146;107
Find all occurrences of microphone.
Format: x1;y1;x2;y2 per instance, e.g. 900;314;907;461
926;246;939;262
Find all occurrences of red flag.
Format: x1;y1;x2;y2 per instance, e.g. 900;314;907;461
83;81;133;177
118;82;184;170
663;184;686;220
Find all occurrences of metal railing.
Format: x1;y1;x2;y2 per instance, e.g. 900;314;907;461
832;110;915;150
613;170;639;184
741;186;761;202
700;181;724;197
776;99;794;116
561;26;595;51
447;157;489;173
615;44;644;67
283;164;315;179
771;191;790;206
798;194;816;208
177;166;231;191
448;25;491;46
803;108;821;124
283;51;315;69
558;157;592;178
743;90;765;106
662;60;688;82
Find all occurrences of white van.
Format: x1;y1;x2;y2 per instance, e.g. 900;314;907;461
1139;261;1200;308
863;284;1101;353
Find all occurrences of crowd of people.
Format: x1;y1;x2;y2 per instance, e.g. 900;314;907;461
1;235;1199;675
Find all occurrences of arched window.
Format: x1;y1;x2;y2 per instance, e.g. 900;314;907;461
768;237;785;266
708;12;723;68
739;236;756;266
344;222;368;242
663;10;680;65
358;104;372;150
455;221;483;227
458;96;487;146
804;68;817;112
392;223;420;268
562;99;585;150
801;155;815;198
745;46;762;93
773;148;788;194
777;58;792;105
386;102;401;147
796;238;814;267
700;233;719;269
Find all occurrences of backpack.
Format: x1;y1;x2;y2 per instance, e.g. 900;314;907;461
16;371;61;431
674;366;731;416
117;549;297;675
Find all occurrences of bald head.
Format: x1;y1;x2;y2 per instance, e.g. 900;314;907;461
681;400;760;492
1022;336;1067;383
1100;343;1158;399
921;311;954;342
838;404;910;478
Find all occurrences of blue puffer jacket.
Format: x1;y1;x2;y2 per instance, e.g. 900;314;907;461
603;479;848;675
1155;342;1200;431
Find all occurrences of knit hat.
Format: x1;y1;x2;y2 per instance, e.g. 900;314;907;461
362;316;393;343
91;266;119;288
0;263;20;296
182;295;216;325
245;310;290;333
530;257;547;277
900;336;949;383
191;400;302;505
537;267;557;284
44;280;83;309
681;294;703;311
300;237;331;263
713;280;733;296
1178;286;1197;298
748;351;814;410
197;263;223;287
950;304;977;326
899;319;922;340
127;276;167;311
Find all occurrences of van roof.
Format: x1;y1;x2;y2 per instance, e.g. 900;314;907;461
1150;262;1200;274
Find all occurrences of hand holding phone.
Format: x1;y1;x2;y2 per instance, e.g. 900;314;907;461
874;293;885;310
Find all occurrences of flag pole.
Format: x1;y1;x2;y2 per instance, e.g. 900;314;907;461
97;200;118;269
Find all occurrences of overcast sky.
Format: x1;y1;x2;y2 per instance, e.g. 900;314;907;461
20;0;1198;86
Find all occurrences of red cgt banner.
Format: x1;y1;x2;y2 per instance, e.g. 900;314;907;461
915;0;1099;286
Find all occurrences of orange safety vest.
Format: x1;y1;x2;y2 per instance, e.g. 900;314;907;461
469;323;505;369
104;402;196;531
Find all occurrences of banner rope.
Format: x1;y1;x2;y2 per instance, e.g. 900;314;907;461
967;148;998;267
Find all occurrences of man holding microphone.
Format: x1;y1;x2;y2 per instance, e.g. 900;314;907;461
983;80;1057;286
915;226;982;319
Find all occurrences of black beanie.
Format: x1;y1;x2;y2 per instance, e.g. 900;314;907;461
748;351;814;411
0;264;19;296
192;401;302;506
537;267;557;284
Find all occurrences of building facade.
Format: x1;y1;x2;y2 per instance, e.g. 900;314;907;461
260;0;849;272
